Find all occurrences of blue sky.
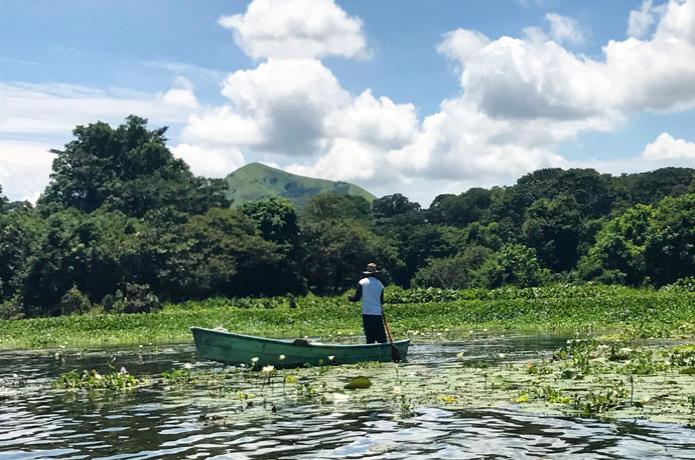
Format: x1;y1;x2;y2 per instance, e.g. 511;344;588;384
2;0;695;204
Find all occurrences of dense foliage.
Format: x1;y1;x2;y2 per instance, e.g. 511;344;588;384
0;116;694;318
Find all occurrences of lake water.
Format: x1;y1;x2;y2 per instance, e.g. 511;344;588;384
1;335;695;459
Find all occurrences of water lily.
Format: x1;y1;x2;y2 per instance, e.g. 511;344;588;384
119;367;128;374
328;355;335;361
393;385;402;395
183;363;193;369
251;357;259;364
261;365;275;373
279;354;286;361
498;353;507;359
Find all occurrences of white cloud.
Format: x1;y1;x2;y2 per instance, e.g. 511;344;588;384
439;0;695;122
287;138;378;182
183;107;263;148
325;90;417;150
219;0;368;60
628;0;660;38
388;98;567;181
159;77;200;109
171;143;245;178
182;58;420;162
642;132;695;160
546;13;585;44
0;80;199;136
0;140;55;202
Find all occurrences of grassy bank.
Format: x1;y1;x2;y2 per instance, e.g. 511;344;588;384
1;286;694;349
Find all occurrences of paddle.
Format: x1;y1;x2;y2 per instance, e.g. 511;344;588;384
381;304;401;363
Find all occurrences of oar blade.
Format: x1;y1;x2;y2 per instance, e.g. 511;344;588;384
390;344;401;362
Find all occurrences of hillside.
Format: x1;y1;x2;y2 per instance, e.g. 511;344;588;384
224;163;376;207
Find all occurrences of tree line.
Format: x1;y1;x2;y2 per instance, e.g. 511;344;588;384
1;116;694;318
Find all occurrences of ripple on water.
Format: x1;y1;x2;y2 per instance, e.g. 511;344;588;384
2;338;695;459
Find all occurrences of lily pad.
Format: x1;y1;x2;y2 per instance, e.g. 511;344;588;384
345;376;372;389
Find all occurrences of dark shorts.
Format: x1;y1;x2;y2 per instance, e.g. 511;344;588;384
362;314;387;344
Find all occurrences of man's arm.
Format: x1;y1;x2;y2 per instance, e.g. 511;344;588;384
348;283;363;302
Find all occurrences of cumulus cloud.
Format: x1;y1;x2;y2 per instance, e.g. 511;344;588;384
219;0;369;60
0;140;55;201
181;57;420;167
325;90;418;150
287;138;378;182
171;143;245;178
546;13;586;44
628;0;661;38
183;58;350;155
642;132;695;160
441;1;695;121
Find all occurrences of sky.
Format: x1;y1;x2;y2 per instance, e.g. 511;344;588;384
2;0;695;205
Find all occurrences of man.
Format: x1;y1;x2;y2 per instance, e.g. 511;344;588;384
348;263;387;344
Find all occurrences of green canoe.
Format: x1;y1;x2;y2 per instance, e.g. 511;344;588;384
191;327;410;368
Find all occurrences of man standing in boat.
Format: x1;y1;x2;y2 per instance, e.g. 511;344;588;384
348;263;387;344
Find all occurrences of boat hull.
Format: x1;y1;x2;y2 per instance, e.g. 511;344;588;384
191;327;409;368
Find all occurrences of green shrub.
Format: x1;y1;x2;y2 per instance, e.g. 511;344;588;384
110;283;161;314
0;298;23;320
661;277;695;293
59;287;92;316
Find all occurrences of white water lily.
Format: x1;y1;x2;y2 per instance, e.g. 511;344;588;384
251;357;259;363
498;353;507;359
183;363;193;370
119;367;128;374
261;365;275;373
328;355;335;361
279;354;286;361
392;385;402;395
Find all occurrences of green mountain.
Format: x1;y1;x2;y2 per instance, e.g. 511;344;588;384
224;163;376;207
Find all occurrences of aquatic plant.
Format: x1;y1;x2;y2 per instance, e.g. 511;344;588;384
1;285;694;349
573;385;628;416
53;368;141;391
161;368;195;385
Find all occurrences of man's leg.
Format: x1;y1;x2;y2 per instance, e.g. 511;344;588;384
362;314;375;343
374;316;388;344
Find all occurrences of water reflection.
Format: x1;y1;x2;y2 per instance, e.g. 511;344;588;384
1;336;694;459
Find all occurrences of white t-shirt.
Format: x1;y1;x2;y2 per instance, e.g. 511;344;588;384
359;276;384;315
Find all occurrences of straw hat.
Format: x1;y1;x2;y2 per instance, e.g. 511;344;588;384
362;262;381;275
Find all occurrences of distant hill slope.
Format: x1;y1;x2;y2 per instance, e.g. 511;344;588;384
224;163;376;207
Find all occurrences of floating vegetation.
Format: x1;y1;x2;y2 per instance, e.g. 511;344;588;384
53;368;142;391
2;286;695;349
344;376;372;390
45;335;695;426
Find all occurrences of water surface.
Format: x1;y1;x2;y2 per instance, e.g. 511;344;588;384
1;335;694;459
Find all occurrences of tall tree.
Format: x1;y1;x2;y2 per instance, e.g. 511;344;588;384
371;193;421;219
40;116;228;216
241;198;304;293
522;194;582;272
428;188;492;227
644;193;695;285
577;204;654;285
